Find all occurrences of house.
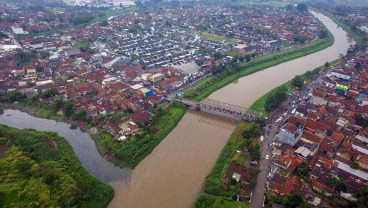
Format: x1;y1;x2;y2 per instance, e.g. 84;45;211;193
130;111;152;125
104;120;121;138
276;123;303;147
357;154;368;170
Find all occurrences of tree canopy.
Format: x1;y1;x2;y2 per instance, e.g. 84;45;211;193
296;3;308;13
0;125;113;208
291;75;304;89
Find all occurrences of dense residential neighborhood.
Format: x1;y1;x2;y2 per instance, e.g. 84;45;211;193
263;53;368;207
1;0;368;208
0;2;325;141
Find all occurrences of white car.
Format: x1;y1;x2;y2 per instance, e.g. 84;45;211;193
265;154;269;160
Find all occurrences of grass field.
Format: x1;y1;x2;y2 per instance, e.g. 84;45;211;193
200;31;237;45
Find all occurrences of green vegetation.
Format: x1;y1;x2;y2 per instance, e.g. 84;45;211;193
327;177;346;192
291;75;304;89
249;59;334;116
354;113;368;127
0;89;87;123
0;124;113;208
264;85;288;112
314;8;366;49
194;121;261;207
250;82;292;117
354;186;368;208
293;162;310;179
185;22;334;101
194;194;249;208
14;51;37;66
199;31;236;45
39;50;50;59
94;102;186;168
70;13;94;25
271;194;309;208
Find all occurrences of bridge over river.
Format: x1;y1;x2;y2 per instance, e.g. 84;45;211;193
175;98;264;121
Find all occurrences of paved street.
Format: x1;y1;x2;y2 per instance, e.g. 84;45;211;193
249;67;332;208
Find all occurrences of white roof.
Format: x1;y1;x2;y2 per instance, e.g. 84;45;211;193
356;135;368;143
232;172;241;182
352;144;368;155
336;160;368;180
295;146;311;157
130;84;143;90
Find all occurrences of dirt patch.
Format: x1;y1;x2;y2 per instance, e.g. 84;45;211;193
44;138;57;150
0;144;9;156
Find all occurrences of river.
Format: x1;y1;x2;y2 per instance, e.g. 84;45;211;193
106;11;352;208
0;11;352;208
0;109;131;183
209;12;354;107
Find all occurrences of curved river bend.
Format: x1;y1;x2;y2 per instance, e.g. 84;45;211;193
0;12;353;208
0;109;131;183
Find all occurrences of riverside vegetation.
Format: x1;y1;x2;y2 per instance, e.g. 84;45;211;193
194;121;263;208
95;101;186;168
0;90;186;168
0;124;113;208
184;15;334;101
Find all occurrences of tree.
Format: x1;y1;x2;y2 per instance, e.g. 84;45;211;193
39;51;50;59
354;186;368;208
291;75;304;89
1;91;27;103
324;62;330;68
296;3;308;13
62;100;74;118
354;113;368;127
355;62;362;72
327;177;346;192
264;86;288;112
319;30;328;39
294;162;309;178
242;125;260;139
285;4;294;11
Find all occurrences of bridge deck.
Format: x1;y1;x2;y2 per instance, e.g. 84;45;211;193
175;98;263;121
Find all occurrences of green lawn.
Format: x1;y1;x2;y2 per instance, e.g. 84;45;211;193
200;31;236;45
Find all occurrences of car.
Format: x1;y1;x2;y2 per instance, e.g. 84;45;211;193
266;154;269;160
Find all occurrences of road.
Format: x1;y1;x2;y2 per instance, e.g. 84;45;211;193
248;66;333;208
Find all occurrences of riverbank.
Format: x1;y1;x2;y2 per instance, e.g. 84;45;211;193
194;121;261;208
0;100;186;169
0;124;114;208
312;8;366;49
0;102;88;132
184;12;334;101
93;102;186;168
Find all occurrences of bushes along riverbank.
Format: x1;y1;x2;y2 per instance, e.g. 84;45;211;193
0;124;113;208
185;17;334;101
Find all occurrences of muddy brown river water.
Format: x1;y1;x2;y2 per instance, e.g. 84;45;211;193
107;12;352;208
0;12;352;208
